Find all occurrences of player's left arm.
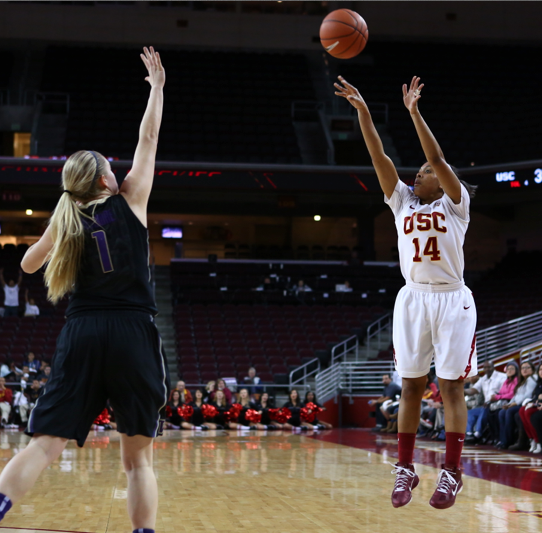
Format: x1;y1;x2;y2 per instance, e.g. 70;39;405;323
403;76;462;204
21;226;54;274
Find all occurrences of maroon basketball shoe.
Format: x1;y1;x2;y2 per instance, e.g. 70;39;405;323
429;464;463;509
390;462;419;508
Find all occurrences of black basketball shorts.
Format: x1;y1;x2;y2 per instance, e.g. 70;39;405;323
26;310;170;447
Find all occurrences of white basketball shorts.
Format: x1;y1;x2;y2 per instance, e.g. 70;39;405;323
392;280;477;380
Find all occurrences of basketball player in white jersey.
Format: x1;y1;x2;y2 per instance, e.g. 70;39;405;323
335;75;477;509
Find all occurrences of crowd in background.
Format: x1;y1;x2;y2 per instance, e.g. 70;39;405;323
369;360;542;453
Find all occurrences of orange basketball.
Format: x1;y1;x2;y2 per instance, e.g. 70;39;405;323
319;9;368;59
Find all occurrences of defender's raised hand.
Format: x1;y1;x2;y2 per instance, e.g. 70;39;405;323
140;46;165;89
403;76;424;114
334;76;367;110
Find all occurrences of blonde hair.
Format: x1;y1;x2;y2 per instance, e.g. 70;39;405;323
44;150;107;304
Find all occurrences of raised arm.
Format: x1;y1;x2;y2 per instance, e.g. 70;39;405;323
17;268;23;286
0;268;5;288
403;77;462;203
120;46;165;226
334;76;399;199
21;226;54;274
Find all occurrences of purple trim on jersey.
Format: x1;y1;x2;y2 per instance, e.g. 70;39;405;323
91;230;114;273
83;209;116;230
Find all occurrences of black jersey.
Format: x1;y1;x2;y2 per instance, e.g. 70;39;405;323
66;194;157;316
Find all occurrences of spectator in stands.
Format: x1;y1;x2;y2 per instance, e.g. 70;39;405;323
304;391;333;430
0;268;23;317
528;391;542;454
0;360;9;378
243;367;262;397
497;361;536;449
175;380;193;404
369;374;402;431
336;280;353;292
513;363;542;452
39;365;51;385
203;380;215;403
488;362;519;444
253;277;274;291
24;352;41;375
294;280;312;294
210;378;233;404
419;374;443;435
24;290;39;317
0;377;13;427
211;389;230;429
23;379;42;423
465;361;506;444
3;361;23;382
19;366;30;390
188;388;216;430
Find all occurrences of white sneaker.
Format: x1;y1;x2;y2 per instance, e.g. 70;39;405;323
529;439;536;453
534;443;542;454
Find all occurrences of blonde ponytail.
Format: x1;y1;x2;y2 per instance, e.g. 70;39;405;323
44;150;106;304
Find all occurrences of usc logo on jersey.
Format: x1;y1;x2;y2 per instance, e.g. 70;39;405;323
404;212;447;235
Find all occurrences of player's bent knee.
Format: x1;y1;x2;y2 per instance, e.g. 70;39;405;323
32;434;69;464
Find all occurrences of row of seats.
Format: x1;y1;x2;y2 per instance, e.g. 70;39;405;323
340;41;542;167
40;46;314;163
223;243;356;261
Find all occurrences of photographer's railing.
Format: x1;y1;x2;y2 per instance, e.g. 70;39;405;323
331;335;358;365
519;340;542;367
289;358;320;389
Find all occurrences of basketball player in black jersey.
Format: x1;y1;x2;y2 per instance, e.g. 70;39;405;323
0;47;167;533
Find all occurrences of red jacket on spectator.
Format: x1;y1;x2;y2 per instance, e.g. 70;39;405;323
0;387;13;404
210;387;233;404
423;382;442;403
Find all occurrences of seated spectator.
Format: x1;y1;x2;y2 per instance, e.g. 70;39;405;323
23;378;43;422
465;361;506;444
294;279;312;293
211;389;230;429
243;367;262;397
419;375;443;435
253;277;275;292
497;361;536;449
203;380;215;403
487;362;519;447
210;378;233;404
303;391;333;430
24;352;41;375
175;380;193;404
4;360;23;382
514;363;542;452
187;388;216;430
0;268;22;317
0;377;13;427
336;280;353;292
227;388;255;430
0;360;10;378
165;390;184;429
19;366;30;389
24;289;40;317
39;365;51;385
528;390;542;454
369;374;401;431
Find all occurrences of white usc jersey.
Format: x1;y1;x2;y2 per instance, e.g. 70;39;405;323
385;180;470;284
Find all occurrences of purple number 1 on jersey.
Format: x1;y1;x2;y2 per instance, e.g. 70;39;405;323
91;230;114;273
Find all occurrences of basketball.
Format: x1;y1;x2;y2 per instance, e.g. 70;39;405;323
319;9;368;59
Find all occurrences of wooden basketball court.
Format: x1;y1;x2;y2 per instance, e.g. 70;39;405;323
1;429;541;533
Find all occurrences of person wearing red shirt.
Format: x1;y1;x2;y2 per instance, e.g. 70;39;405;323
0;377;13;427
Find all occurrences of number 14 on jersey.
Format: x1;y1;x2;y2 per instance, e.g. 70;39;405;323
413;237;441;262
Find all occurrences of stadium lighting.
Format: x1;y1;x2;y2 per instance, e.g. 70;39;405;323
314;215;321;221
25;209;33;216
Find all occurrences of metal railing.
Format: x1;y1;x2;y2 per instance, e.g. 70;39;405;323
289;357;320;389
315;360;395;403
331;335;358;365
366;312;392;357
519;341;542;366
476;310;542;363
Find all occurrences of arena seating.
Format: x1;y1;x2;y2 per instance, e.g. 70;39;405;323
40;46;313;163
339;41;542;167
174;302;386;385
0;51;14;98
473;251;542;330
